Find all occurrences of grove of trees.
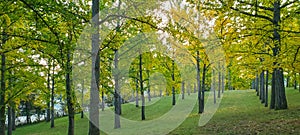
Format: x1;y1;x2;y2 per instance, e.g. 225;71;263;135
0;0;299;135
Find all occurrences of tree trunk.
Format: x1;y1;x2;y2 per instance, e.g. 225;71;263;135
159;89;162;97
26;101;31;124
136;75;139;107
196;51;201;113
294;74;297;90
172;59;176;106
298;73;300;92
212;69;216;104
147;71;151;102
51;60;55;128
260;71;265;104
12;107;15;130
7;70;13;135
286;75;290;87
221;72;224;93
0;32;6;135
139;54;145;120
265;70;268;107
114;50;121;129
0;55;5;135
114;92;121;128
46;63;51;122
256;74;259;97
218;70;221;98
194;83;196;93
273;69;288;110
101;90;104;112
228;68;231;90
251;79;255;89
89;0;100;134
270;1;288;110
66;48;75;135
7;106;12;135
82;80;85;117
270;71;275;109
187;83;190;96
181;81;185;100
46;100;50;122
200;64;206;113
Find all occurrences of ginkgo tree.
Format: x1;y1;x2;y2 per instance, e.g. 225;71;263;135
189;0;300;110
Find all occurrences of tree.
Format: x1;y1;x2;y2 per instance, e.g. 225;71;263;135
89;0;100;134
0;1;89;135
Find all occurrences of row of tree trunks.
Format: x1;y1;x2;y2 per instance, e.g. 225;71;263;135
286;73;299;89
255;71;269;107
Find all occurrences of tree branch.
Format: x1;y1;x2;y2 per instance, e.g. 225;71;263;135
279;30;300;34
237;0;273;11
281;0;298;9
292;46;300;70
2;43;28;54
218;0;273;23
229;6;273;23
0;33;57;45
19;0;60;43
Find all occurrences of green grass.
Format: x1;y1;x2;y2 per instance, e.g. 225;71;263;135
12;88;300;135
169;88;300;134
13;114;90;135
120;96;174;121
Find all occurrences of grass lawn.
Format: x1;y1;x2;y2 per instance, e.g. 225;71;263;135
12;88;300;135
169;88;300;134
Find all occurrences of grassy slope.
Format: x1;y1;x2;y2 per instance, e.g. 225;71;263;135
13;88;300;135
169;88;300;135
